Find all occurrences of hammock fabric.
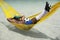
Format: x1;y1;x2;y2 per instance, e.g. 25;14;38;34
0;1;60;30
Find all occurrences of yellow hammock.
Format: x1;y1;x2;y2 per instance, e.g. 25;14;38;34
0;1;60;30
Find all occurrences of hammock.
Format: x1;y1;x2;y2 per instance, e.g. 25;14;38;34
0;1;60;30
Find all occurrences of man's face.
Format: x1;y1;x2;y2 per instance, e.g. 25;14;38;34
19;16;25;21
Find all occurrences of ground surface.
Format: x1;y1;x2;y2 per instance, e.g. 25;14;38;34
0;0;60;40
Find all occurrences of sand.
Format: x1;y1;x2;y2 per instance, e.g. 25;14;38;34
0;0;60;40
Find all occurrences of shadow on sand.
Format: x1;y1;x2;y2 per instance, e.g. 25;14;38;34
1;22;60;40
1;22;51;39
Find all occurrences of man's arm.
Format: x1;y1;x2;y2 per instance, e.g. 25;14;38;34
7;18;15;22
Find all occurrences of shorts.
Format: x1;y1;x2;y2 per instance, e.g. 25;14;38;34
25;20;33;25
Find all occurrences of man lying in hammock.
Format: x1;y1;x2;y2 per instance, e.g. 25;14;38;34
7;2;51;25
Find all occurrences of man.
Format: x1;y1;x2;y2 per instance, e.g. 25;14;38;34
7;2;51;25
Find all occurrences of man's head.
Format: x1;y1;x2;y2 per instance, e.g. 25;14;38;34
13;16;25;21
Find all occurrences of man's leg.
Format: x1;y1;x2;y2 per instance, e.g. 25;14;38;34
31;2;51;24
31;10;47;24
36;10;48;20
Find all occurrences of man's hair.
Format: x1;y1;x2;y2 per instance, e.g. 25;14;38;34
13;16;22;20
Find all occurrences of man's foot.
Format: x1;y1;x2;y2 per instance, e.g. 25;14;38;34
45;2;51;12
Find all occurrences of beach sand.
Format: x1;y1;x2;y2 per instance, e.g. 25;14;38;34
0;0;60;40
